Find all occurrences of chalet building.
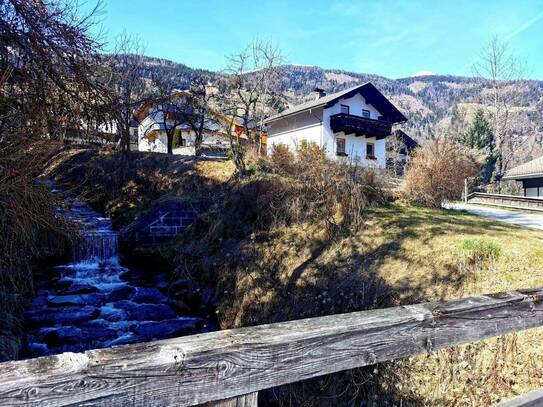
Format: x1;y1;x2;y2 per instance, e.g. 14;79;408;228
502;156;543;198
264;83;407;167
386;129;419;176
132;91;195;154
132;92;265;156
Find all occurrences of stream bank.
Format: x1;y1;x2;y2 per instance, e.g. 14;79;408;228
23;192;215;357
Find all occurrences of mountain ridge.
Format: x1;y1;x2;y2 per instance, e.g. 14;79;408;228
135;55;543;164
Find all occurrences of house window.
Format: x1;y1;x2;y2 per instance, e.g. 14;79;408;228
340;105;350;115
525;187;538;197
366;142;375;159
336;138;346;156
362;109;371;118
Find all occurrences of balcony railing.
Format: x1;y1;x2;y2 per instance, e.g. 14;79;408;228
330;113;392;139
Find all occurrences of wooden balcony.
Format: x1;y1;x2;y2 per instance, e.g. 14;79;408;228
330;113;392;139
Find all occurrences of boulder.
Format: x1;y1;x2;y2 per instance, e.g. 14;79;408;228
61;284;98;295
42;327;83;347
103;333;142;347
48;293;105;307
99;304;127;322
132;318;204;339
104;285;135;302
131;287;168;304
114;301;176;321
25;306;99;328
26;342;49;357
81;326;118;343
47;295;86;307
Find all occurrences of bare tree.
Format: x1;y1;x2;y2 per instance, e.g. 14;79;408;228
0;0;108;141
107;33;146;153
141;77;187;154
473;36;529;186
182;76;219;156
218;40;284;175
0;0;107;360
386;132;407;176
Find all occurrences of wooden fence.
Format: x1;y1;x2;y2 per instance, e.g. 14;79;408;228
2;287;543;406
468;192;543;211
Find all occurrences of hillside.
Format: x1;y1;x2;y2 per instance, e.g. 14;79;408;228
136;55;543;165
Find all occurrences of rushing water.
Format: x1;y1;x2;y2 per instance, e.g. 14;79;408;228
24;193;213;357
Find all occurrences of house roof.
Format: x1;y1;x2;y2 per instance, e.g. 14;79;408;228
133;90;189;121
264;82;407;124
393;129;419;150
502;156;543;180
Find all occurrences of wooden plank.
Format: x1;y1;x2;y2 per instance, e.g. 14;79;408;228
203;392;257;407
495;388;543;406
1;287;543;407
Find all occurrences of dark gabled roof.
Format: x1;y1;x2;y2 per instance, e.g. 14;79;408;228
393;129;419;150
264;82;407;124
502;156;543;180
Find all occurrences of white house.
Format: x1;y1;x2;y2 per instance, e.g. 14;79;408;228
264;83;407;167
132;92;233;156
132;92;191;154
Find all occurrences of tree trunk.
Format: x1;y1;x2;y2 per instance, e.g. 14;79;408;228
122;128;131;154
167;132;174;154
194;132;203;157
234;147;246;177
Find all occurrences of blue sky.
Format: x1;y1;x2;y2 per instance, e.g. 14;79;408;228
93;0;543;79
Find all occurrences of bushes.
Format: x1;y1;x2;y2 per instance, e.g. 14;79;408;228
403;139;480;208
269;143;295;173
200;140;387;243
265;141;387;235
0;140;71;361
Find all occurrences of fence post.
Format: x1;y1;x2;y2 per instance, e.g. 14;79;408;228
203;392;258;407
464;178;468;204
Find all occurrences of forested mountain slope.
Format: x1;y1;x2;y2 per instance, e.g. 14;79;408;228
136;55;543;165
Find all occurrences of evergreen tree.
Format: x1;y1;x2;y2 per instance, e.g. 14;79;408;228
461;109;497;184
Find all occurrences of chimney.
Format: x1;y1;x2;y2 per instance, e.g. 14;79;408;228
313;87;326;100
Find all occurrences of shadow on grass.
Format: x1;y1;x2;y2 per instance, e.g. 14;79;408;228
181;197;517;406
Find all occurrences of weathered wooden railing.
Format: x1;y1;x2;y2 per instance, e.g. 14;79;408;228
468;192;543;211
2;287;543;406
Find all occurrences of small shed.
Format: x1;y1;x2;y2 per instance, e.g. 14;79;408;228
502;156;543;198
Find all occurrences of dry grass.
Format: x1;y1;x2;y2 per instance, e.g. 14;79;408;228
179;201;543;406
368;205;543;406
0;139;70;361
47;144;543;405
45;146;235;228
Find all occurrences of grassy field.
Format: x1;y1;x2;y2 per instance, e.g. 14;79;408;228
368;205;543;406
375;207;543;406
365;204;543;301
337;204;543;406
187;201;543;406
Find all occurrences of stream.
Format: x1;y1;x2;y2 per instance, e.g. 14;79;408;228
24;191;213;358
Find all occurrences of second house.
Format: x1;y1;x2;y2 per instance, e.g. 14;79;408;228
265;83;407;167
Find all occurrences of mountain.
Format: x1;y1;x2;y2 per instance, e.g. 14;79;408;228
135;56;543;164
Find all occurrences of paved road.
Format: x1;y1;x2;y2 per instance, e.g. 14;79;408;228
445;202;543;231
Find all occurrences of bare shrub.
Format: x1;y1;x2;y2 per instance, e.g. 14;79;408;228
207;141;389;239
269;143;295;173
276;145;370;233
295;140;327;164
176;142;391;406
403;139;480;208
0;139;72;360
